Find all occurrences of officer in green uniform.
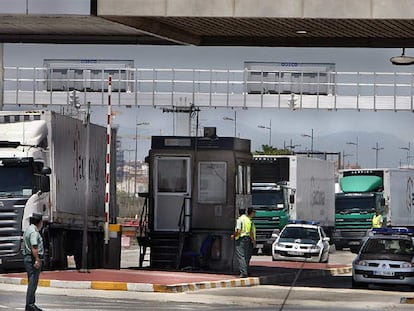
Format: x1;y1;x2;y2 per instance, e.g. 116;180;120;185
231;207;256;278
23;213;44;311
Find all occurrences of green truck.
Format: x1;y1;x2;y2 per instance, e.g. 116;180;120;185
333;168;414;250
252;155;335;254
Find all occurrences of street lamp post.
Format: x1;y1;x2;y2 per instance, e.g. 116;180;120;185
258;119;272;146
399;142;411;167
301;128;314;155
135;121;150;201
223;110;237;137
346;137;359;167
342;151;353;169
372;142;384;168
284;139;301;151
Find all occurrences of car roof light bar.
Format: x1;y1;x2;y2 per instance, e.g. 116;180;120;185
289;219;320;225
371;227;414;236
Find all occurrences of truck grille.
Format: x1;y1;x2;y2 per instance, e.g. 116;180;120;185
0;199;26;256
335;217;372;230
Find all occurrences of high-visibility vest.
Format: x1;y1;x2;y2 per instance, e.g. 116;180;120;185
372;214;383;228
236;214;255;240
236;214;252;239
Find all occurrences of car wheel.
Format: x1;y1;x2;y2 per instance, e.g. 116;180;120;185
351;278;368;289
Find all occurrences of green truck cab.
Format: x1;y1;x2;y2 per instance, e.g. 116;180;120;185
334;172;385;250
252;182;289;254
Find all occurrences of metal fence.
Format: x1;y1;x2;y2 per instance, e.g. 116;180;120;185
3;66;414;111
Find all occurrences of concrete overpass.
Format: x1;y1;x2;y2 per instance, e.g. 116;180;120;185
1;0;414;47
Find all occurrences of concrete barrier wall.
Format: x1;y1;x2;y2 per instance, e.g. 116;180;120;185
98;0;414;19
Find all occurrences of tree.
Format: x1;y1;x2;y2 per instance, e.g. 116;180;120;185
254;144;293;155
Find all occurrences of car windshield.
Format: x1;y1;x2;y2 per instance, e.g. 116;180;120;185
252;191;284;209
279;227;320;243
360;237;414;260
0;165;33;197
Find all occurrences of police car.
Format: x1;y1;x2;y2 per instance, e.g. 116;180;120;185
352;227;414;288
271;221;330;263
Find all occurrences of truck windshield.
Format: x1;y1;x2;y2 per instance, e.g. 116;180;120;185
335;196;376;214
0;163;33;197
252;190;284;209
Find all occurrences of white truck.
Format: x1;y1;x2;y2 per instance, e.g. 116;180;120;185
252;155;336;253
334;168;414;250
0;110;117;271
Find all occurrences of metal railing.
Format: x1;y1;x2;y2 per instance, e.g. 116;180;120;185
3;66;414;111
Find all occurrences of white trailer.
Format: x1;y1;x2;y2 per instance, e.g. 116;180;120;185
252;155;335;249
0;110;117;271
286;156;335;229
382;169;414;227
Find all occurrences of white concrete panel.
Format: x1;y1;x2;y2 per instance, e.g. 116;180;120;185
373;0;414;19
304;0;371;19
167;0;234;17
235;0;302;18
0;0;26;13
30;0;90;15
98;0;166;16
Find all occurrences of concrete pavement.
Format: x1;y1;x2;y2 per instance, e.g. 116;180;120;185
0;260;352;293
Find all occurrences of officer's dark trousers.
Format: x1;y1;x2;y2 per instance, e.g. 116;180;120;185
235;236;252;277
24;256;41;309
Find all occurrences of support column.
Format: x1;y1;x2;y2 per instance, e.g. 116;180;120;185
0;43;3;111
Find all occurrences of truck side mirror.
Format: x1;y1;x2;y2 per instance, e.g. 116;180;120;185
289;194;295;204
41;166;52;175
40;175;50;192
380;198;385;206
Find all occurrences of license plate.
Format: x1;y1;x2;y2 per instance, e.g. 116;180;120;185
349;241;360;245
288;251;304;256
374;270;394;276
256;244;263;249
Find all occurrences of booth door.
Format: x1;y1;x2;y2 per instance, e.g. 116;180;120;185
154;156;191;231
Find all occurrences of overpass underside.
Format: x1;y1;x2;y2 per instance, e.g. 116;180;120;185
1;0;414;47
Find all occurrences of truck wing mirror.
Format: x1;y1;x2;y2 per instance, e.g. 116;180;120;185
380;198;385;206
40;175;50;192
289;194;295;204
41;166;52;175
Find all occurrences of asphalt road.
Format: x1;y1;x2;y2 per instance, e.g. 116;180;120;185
120;242;357;269
2;245;412;310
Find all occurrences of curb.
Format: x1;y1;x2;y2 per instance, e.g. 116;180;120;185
0;275;260;293
400;297;414;304
0;266;351;293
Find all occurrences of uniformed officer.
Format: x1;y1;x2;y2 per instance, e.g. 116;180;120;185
231;207;256;278
23;213;44;311
372;210;383;228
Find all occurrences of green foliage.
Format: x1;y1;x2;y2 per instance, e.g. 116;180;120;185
117;190;145;218
254;144;294;155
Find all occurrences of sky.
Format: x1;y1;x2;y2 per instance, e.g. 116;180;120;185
3;44;414;168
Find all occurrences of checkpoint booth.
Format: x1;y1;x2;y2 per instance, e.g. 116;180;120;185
145;129;252;272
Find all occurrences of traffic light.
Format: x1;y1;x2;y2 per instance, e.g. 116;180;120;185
69;90;81;109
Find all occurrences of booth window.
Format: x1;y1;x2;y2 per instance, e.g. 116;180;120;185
157;158;187;193
198;162;226;203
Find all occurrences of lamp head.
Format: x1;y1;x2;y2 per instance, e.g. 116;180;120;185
390;48;414;66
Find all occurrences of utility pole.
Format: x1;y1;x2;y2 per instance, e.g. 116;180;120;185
372;142;384;168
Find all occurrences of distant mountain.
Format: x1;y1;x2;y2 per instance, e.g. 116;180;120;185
301;131;407;169
250;130;408;169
